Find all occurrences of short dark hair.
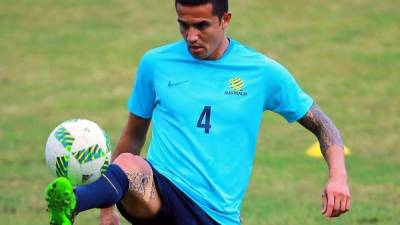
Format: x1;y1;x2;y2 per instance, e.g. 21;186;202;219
175;0;228;18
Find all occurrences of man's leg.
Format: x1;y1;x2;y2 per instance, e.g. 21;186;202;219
113;153;162;218
45;153;162;224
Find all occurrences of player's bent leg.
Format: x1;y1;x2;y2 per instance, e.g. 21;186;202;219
45;153;161;224
113;153;162;219
45;158;129;225
45;163;128;225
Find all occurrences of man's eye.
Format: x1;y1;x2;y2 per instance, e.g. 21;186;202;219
179;23;189;30
196;23;209;30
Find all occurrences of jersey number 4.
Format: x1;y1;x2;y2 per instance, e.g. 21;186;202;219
197;106;211;134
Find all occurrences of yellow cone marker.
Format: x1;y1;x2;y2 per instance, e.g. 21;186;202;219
306;142;351;158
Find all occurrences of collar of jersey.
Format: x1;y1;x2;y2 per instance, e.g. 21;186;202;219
190;37;235;63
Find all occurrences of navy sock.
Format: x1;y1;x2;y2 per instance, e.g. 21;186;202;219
74;164;129;213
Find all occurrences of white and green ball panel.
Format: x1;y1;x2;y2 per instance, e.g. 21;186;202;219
45;119;112;186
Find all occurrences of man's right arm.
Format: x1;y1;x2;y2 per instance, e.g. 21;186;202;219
100;113;151;225
112;113;151;159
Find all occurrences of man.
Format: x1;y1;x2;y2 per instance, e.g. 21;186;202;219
45;0;350;224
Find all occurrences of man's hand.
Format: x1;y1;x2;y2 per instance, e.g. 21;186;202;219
321;176;351;218
100;206;120;225
298;104;351;218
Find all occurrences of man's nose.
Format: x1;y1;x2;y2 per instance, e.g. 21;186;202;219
186;27;199;43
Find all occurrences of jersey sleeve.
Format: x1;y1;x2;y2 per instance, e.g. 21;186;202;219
263;60;313;123
127;54;156;119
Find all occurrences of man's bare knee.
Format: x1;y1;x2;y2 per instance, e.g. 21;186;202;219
113;153;148;171
112;153;156;201
112;153;161;218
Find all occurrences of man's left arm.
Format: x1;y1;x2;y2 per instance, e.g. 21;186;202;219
298;103;351;218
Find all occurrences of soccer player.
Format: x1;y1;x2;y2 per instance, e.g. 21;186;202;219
45;0;351;224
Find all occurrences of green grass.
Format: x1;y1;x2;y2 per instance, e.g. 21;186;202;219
0;0;399;224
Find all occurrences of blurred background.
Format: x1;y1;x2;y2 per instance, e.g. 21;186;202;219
0;0;399;224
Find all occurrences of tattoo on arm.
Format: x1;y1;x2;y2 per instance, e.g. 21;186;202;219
298;103;343;155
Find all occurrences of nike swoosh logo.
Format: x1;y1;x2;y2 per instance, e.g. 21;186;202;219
168;80;189;87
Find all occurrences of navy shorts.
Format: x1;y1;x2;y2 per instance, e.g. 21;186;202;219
116;163;219;225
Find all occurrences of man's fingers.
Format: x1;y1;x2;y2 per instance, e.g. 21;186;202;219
324;191;334;217
346;196;351;211
322;178;351;218
330;195;342;217
334;194;341;211
340;196;348;212
327;194;350;218
321;193;327;213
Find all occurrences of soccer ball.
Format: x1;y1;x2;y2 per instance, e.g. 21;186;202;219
45;119;112;186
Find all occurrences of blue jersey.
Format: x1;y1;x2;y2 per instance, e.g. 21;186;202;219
128;39;313;225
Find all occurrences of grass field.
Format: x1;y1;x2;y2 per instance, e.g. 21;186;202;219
0;0;399;224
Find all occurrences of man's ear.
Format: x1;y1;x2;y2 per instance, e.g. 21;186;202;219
221;12;232;29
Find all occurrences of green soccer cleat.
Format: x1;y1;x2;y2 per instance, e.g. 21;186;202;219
45;177;77;225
